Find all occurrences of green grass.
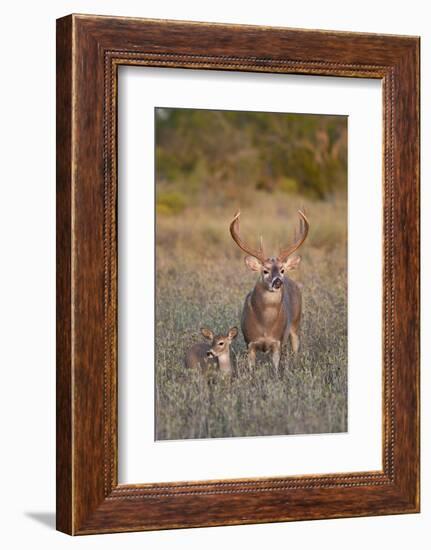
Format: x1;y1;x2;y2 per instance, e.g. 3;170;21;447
155;192;347;440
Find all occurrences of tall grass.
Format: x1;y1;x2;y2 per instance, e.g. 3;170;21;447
155;192;347;440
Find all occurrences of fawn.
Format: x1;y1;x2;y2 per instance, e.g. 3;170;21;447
185;327;238;373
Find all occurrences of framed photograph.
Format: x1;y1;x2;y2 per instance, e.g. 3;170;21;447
56;14;420;535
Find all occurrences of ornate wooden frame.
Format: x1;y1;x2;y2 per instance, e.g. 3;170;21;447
56;14;420;535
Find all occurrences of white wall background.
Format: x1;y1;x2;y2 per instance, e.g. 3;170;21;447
0;1;427;548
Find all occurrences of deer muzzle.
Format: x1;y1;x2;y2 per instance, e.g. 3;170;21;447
271;277;283;290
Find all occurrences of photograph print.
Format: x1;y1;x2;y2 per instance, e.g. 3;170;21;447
154;107;348;441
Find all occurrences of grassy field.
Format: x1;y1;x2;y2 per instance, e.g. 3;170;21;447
155;191;347;440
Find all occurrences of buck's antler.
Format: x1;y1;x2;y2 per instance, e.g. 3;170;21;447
277;210;309;262
229;211;266;263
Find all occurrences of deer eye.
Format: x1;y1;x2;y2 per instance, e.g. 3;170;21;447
280;269;285;274
263;269;269;275
218;342;224;346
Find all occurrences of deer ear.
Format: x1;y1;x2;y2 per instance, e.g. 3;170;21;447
201;328;214;340
228;327;238;340
244;255;262;272
283;255;301;271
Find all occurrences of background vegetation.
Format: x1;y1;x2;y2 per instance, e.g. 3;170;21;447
156;107;347;213
155;108;348;440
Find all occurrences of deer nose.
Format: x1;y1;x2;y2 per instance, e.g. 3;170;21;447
272;277;283;289
207;350;214;357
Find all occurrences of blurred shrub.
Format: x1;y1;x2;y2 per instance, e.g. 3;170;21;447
155;108;347;204
156;191;187;216
278;177;299;195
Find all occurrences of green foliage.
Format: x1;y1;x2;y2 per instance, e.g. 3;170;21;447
155;107;347;207
156;191;186;216
278;176;299;195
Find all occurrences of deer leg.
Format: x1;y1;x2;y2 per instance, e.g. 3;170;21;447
290;330;300;353
270;341;281;372
289;316;300;353
247;343;257;368
282;326;290;345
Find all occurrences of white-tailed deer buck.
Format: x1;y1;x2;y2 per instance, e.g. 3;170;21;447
229;210;309;371
185;327;238;373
